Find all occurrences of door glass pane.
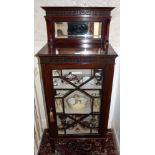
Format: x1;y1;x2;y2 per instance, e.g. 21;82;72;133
55;90;69;97
62;69;92;86
65;115;99;134
53;78;75;89
64;90;92;114
57;115;67;134
80;77;102;89
55;99;63;113
84;90;100;97
52;70;61;77
84;90;101;113
93;98;101;113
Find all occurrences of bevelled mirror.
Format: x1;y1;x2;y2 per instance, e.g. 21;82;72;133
55;22;102;39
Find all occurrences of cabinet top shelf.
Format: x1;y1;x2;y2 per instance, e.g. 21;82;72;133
35;43;117;57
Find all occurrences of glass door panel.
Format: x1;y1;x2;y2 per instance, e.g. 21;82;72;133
52;69;104;135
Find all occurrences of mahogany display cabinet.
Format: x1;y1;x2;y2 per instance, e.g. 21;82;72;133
36;7;118;152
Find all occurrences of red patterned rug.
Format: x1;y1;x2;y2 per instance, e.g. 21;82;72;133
38;129;119;155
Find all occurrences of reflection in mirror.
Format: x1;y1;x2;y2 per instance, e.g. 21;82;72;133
55;22;102;38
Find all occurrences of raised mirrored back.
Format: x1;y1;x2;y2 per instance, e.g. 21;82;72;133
55;22;102;39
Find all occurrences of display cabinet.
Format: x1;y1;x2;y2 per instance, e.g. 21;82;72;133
36;7;117;153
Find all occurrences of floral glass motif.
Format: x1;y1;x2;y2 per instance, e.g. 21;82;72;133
52;69;103;135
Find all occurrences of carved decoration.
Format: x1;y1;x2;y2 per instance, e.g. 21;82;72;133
45;9;111;16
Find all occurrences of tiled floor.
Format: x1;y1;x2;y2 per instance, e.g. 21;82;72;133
38;129;119;155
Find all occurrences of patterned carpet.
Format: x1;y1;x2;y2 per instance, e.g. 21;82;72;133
38;129;119;155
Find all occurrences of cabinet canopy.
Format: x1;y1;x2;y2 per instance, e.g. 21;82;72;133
42;7;114;49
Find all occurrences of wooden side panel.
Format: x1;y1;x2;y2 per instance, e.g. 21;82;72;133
41;64;58;138
99;64;115;135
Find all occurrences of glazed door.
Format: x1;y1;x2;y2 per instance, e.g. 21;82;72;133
51;68;104;136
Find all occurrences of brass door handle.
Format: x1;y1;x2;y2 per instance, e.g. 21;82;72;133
49;111;54;123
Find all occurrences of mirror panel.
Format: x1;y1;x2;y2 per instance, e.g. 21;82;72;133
55;22;102;39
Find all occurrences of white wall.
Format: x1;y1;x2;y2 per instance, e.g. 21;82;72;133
111;63;120;146
34;0;120;146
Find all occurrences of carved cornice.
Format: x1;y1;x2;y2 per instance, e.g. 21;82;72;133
42;7;114;16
